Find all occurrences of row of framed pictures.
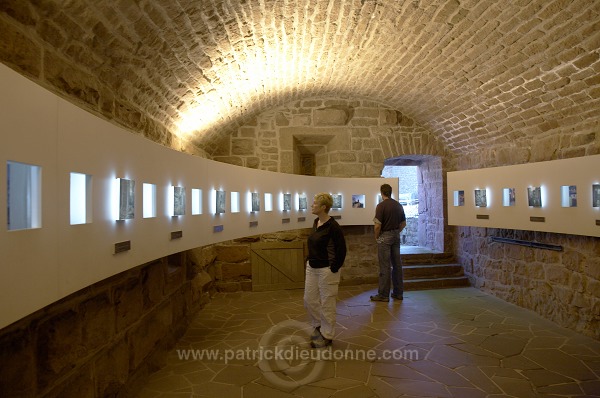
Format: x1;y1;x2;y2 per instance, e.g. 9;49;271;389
6;159;383;230
116;179;373;221
453;184;600;208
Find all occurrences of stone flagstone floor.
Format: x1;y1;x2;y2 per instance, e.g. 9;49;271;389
137;286;600;398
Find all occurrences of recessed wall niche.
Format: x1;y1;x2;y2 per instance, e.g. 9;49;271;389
191;188;202;215
594;184;600;208
474;189;487;207
264;193;273;212
7;161;42;230
143;183;157;218
298;194;307;210
70;172;92;225
503;188;516;207
231;191;240;213
283;193;292;211
116;178;135;221
172;186;186;216
453;190;465;207
251;192;260;212
216;190;226;214
561;185;577;207
332;193;342;209
527;187;542;207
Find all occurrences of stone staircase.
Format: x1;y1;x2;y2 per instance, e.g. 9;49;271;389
401;250;470;291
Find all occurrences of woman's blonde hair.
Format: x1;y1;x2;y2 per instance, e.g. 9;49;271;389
314;192;333;212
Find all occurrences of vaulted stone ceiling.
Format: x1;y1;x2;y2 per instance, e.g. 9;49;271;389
1;0;599;156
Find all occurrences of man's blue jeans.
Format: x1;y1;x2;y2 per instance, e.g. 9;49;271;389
377;229;403;297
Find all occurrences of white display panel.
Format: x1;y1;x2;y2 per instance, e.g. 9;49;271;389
447;155;600;237
0;63;397;329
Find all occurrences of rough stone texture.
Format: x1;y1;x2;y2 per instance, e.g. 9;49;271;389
219;99;448;175
453;153;600;341
0;1;597;158
0;251;216;398
0;1;599;396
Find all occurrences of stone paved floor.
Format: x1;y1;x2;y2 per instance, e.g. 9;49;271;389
137;286;600;398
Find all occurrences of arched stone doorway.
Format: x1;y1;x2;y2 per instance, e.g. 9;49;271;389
383;155;445;253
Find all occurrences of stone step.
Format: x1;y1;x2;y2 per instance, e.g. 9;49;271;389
404;263;465;279
405;276;470;291
401;252;456;265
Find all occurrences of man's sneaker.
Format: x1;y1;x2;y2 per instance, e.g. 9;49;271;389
391;294;404;300
310;326;321;340
370;295;389;302
311;334;332;348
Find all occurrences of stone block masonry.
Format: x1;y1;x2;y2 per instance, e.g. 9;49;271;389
214;98;449;174
0;248;217;398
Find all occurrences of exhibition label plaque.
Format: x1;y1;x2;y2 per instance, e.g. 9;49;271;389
476;214;489;219
170;230;183;240
114;241;131;254
530;216;545;223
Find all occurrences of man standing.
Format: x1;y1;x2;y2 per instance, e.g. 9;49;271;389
371;184;406;302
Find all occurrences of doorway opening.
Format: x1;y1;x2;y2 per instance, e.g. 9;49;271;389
382;155;444;253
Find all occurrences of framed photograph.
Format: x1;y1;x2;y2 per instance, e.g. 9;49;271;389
118;178;135;220
251;192;260;212
173;186;185;216
474;189;487;207
216;190;226;214
561;185;577;207
527;187;542;207
453;190;465;207
298;194;307;211
332;194;342;209
594;184;600;208
503;188;516;207
352;194;365;208
283;193;292;211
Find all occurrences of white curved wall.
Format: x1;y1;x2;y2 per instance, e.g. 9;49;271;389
0;64;396;329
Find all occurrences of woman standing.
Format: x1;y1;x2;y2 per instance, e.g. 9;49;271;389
304;193;347;348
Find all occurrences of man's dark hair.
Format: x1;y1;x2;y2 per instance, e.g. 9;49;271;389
380;184;392;198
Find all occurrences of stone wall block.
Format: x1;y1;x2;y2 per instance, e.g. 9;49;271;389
128;302;172;370
379;109;400;125
165;266;186;296
221;262;252;280
212;156;243;165
314;108;348;126
44;364;94;398
232;138;255;155
350;118;378;127
81;292;115;352
330;163;363;176
240;127;256;137
562;250;584;272
93;340;129;397
37;310;84;387
216;244;250;262
291;113;311;126
275;112;289;126
142;261;166;309
354;108;379;118
0;327;35;398
0;20;41;79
